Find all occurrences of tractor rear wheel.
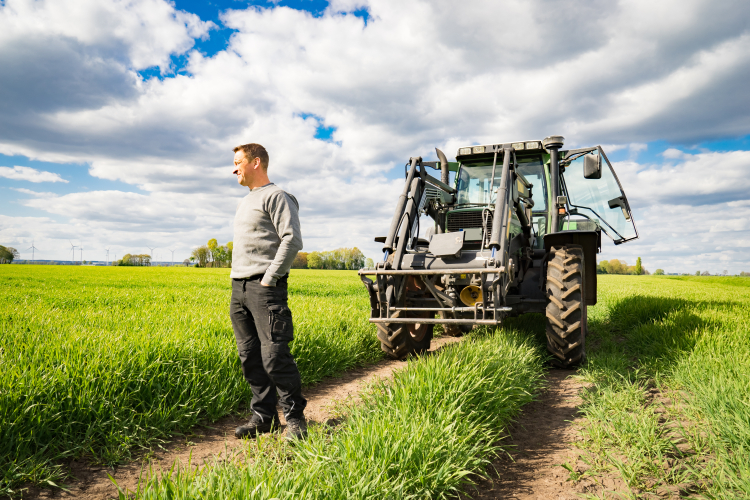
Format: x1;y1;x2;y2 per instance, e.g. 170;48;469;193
545;245;587;368
377;310;434;359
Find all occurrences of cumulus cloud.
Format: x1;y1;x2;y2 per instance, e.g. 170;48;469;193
595;149;750;274
0;165;68;183
1;0;750;269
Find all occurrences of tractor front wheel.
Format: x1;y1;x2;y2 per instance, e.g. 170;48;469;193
545;245;587;368
377;310;434;359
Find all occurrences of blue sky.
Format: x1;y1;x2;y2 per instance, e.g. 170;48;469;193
1;0;750;273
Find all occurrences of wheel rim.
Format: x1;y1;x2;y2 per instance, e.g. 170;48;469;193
409;322;428;342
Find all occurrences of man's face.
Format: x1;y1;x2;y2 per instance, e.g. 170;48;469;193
233;150;256;187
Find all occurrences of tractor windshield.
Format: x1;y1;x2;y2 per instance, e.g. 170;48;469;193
456;156;545;208
456;164;500;205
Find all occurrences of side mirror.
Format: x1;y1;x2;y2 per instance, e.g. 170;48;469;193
584;154;601;179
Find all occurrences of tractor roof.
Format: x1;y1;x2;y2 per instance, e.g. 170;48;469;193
456;136;564;160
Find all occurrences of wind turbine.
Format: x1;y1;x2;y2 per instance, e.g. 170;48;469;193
79;246;84;264
168;249;175;267
105;247;111;266
148;246;156;266
27;241;39;262
69;241;78;263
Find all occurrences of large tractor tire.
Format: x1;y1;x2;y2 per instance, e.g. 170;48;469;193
545;245;587;368
377;310;434;359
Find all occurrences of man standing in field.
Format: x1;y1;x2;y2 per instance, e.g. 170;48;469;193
230;143;307;440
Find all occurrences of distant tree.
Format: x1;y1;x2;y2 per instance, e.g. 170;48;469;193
365;257;374;269
635;257;643;275
0;245;13;264
606;259;628;275
740;271;750;277
654;269;665;275
203;239;232;267
695;271;701;276
307;251;323;269
183;259;191;267
207;239;218;265
701;271;711;276
723;269;728;276
597;260;608;274
307;248;365;270
212;245;227;267
191;246;210;267
116;253;151;266
343;248;365;270
291;251;308;269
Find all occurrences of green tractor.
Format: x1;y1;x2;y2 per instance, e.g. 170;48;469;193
360;136;638;367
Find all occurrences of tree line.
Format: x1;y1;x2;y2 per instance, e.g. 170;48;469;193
291;248;369;270
115;254;151;266
597;257;650;275
191;239;233;267
0;245;19;264
189;240;370;270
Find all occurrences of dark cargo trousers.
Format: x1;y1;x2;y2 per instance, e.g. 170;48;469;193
230;275;306;421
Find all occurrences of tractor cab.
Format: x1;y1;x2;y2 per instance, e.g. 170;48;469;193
449;141;637;249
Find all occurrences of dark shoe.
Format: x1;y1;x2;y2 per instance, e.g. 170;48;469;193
235;413;281;439
285;416;308;441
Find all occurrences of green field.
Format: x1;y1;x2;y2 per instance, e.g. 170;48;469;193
0;267;381;496
2;268;750;499
130;328;544;500
575;276;750;498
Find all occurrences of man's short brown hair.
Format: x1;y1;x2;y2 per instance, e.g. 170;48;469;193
233;143;269;170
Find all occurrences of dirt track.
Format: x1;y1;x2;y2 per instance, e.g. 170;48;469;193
22;339;620;500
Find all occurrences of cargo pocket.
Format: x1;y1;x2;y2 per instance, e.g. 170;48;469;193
268;304;294;342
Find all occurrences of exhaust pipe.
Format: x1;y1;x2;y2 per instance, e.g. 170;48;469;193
436;148;449;185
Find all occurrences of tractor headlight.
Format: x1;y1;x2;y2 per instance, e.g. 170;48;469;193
525;141;541;149
511;142;525;150
472;146;485;154
458;147;472;155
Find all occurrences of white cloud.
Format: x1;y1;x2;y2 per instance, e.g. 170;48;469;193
662;148;688;159
0;0;212;71
0;165;68;183
1;0;750;270
595;149;750;274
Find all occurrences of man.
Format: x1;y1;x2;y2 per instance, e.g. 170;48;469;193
230;143;307;440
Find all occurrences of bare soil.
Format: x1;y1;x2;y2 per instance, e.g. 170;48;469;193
460;369;619;499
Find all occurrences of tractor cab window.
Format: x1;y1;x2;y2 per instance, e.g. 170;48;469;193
516;157;547;245
561;147;638;243
456;164;501;205
516;157;546;212
456;156;545;208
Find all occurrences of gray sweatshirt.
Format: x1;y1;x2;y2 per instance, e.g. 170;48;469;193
230;183;303;285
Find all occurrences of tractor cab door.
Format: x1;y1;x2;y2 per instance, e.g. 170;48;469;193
560;146;638;244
